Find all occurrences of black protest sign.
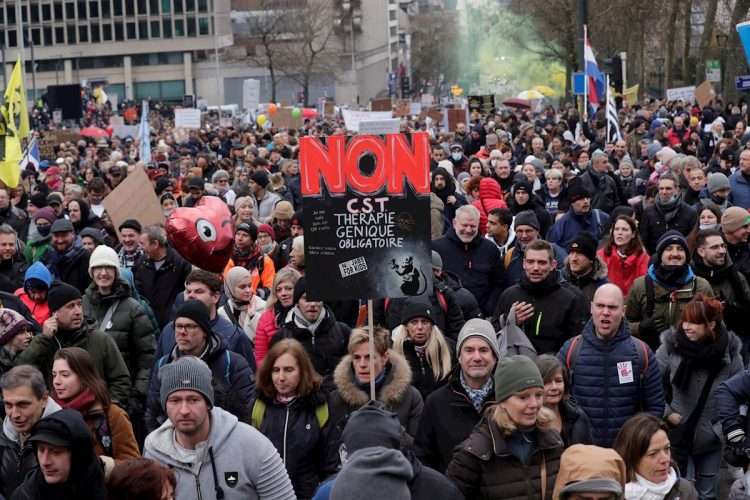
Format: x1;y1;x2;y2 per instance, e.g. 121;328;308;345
468;94;495;115
299;133;432;301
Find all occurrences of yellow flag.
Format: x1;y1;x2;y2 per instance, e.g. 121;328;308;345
0;58;28;188
623;84;640;106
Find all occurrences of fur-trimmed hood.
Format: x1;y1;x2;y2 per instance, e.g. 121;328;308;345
563;254;608;285
333;349;413;408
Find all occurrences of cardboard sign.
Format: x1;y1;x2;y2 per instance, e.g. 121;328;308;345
358;119;401;135
272;107;303;129
341;109;394;133
695;80;716;108
174;109;202;129
371;98;392;112
665;86;695;103
242;79;260;112
299;133;433;301
394;100;411;117
446;108;467;132
103;166;164;240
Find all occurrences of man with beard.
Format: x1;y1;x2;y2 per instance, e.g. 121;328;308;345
40;220;91;294
494;239;588;354
692;228;750;346
626;231;713;350
548;181;610;249
640;173;697;254
431;166;466;222
432;205;504;316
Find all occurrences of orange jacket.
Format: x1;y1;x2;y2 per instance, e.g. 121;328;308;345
223;255;276;294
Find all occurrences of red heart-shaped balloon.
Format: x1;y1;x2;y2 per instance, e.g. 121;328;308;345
166;196;235;273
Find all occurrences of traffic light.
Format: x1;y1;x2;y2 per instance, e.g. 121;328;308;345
603;55;623;93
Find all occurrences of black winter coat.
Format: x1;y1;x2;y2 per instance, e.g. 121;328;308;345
559;398;594;447
134;247;193;328
432;228;505;316
415;371;494;472
271;306;349;385
0;256;26;294
640;201;697;254
494;272;589;354
579;169;620;213
253;392;336;499
398;337;455;401
41;243;91;294
374;287;465;341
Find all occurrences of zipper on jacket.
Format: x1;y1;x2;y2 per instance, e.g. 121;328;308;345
195;474;203;500
282;405;290;466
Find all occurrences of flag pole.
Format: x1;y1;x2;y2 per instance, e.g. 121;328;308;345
606;73;610;142
583;24;588;123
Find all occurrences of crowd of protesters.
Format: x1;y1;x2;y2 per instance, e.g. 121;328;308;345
5;92;750;499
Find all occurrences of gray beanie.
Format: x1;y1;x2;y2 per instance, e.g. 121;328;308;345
331;447;413;500
457;318;500;360
494;355;544;402
619;155;634;168
159;356;215;410
646;142;662;161
431;250;443;272
514;210;540;231
708;172;730;194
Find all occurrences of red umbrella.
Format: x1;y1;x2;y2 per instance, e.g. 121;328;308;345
80;126;109;138
502;98;531;109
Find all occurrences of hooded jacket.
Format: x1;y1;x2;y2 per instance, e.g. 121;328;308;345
552;444;626;500
16;320;131;407
145;333;255;433
144;406;296;500
691;253;750;340
14;262;52;326
578;168;620;213
547;208;610;249
0;398;62;499
83;278;157;399
0;253;27;295
597;246;650;297
10;409;106;500
562;255;609;303
431;167;466;221
557;319;665;447
432;227;505;316
656;326;743;454
495;271;589;354
471;178;508;235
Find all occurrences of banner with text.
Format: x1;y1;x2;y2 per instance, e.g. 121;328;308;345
300;132;432;301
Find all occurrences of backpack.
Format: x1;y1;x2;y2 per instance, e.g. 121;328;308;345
251;399;328;429
565;334;650;408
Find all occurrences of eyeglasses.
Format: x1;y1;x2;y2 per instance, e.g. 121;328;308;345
174;323;200;332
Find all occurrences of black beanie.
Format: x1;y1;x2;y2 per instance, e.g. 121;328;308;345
568;232;598;262
174;300;213;339
293;277;307;304
251;170;269;188
655;230;689;261
48;283;82;312
567;179;592;203
342;401;402;453
400;300;435;325
235;222;258;241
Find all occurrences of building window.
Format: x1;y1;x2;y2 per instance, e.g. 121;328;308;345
162;17;172;37
114;0;123;16
139;20;148;38
114;22;124;40
186;0;195;11
21;4;28;23
67;24;76;43
42;4;52;20
55;26;65;43
150;20;160;37
8;30;17;48
135;80;185;102
137;0;147;14
187;16;196;36
90;1;99;17
198;0;207;12
43;27;53;45
65;2;75;18
79;25;89;42
175;18;184;36
162;0;170;13
77;1;87;19
125;0;135;16
389;10;396;20
198;17;209;35
149;0;159;14
103;23;112;40
6;5;16;24
175;0;183;14
102;0;111;17
127;21;136;38
91;24;101;42
31;4;40;22
32;28;41;46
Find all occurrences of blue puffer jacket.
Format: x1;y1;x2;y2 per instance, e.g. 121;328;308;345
729;171;750;209
558;319;665;447
547;208;610;249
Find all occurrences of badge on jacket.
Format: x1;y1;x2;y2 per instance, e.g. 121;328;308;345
225;472;239;488
617;361;634;384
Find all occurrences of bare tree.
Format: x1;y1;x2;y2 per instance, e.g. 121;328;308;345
246;1;293;103
696;0;719;85
681;0;693;82
275;0;340;106
411;11;461;93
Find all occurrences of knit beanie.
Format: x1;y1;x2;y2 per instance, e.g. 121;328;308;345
456;318;500;360
513;179;533;195
342;401;402;453
159;356;215;410
88;245;120;278
47;283;82;312
431;250;443;272
494;355;544;402
293;277;307;304
258;223;276;241
250;170;270;188
707;172;731;194
567;179;592;203
331;447;413;500
174;300;213;340
722;206;750;233
0;309;31;346
654;230;689;261
33;207;56;224
568;232;598;262
400;299;435;325
514;210;540;231
79;227;104;244
235;222;258;241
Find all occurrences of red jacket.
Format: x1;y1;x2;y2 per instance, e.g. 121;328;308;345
471;178;507;235
254;307;279;367
666;127;691;147
14;288;50;326
597;247;649;296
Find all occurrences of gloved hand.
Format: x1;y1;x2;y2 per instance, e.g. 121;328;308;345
638;316;660;337
726;428;750;457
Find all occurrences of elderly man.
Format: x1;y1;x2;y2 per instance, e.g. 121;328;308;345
558;284;665;447
41;219;91;293
432;205;504;316
578;149;619;213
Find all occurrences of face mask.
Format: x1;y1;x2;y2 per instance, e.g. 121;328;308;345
451;152;462;161
490;159;498;167
261;243;274;254
37;225;51;237
699;223;719;231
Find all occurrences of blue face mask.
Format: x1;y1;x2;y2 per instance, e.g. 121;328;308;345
451;152;462;161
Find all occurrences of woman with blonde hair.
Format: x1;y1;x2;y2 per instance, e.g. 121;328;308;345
234;195;259;226
447;355;564;500
391;301;454;399
254;267;301;366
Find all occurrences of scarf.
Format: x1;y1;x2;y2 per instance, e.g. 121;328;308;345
460;372;493;412
46;239;85;278
648;263;694;290
672;325;728;390
655;194;682;223
54;388;114;457
54;388;97;412
355;362;390;394
291;306;327;335
625;469;678;500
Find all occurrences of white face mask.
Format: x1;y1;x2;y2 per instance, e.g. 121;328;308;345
699;223;718;231
451;152;462;161
490;159;498;167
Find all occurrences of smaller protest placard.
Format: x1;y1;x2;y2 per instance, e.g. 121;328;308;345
103;167;164;241
358;118;401;135
371;98;393;112
174;109;202;129
695;81;716;108
665;86;695;103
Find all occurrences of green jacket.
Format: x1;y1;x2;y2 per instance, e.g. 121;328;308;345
15;320;131;407
23;237;49;265
625;273;714;349
83;279;157;399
